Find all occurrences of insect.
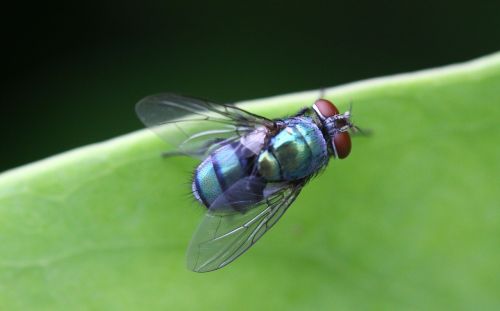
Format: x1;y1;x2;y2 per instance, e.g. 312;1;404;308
136;93;360;272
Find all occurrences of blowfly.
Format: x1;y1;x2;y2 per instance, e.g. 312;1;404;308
136;94;360;272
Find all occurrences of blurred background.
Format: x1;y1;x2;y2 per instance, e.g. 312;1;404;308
1;0;499;172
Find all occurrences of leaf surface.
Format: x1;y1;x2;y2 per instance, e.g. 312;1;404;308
1;53;499;310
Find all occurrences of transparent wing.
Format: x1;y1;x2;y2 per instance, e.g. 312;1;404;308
186;177;306;272
135;93;275;158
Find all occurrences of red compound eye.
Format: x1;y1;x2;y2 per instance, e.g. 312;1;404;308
313;99;339;119
333;131;351;159
313;98;352;159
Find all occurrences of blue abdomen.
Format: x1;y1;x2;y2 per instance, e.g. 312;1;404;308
192;143;249;208
257;117;328;181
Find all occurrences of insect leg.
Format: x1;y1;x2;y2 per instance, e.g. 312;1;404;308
318;87;326;99
294;107;313;117
161;151;190;158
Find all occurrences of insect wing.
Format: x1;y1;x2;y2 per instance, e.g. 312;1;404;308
186;177;305;272
135;93;275;158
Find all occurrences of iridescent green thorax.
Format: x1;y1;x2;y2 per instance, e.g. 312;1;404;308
257;117;328;181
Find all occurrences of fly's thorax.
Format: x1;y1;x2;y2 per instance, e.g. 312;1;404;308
313;99;352;159
257;117;328;182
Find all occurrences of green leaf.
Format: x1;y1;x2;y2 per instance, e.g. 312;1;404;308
1;52;499;310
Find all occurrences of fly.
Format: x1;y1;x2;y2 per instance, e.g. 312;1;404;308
135;94;361;272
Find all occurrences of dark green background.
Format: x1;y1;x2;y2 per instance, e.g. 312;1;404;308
2;0;499;172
